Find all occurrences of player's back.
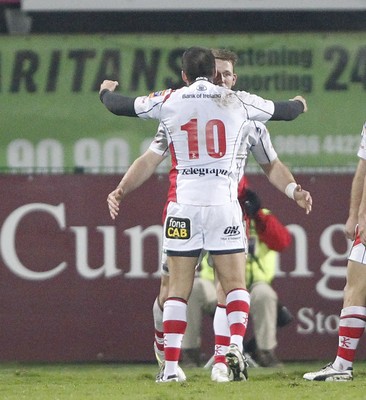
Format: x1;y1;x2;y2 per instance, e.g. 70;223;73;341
160;79;249;206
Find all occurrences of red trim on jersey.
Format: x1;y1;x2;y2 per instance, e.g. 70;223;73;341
237;176;249;200
353;233;361;246
161;201;169;224
161;90;174;104
167;142;178;204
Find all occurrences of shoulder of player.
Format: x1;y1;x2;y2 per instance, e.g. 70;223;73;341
137;88;175;102
134;88;175;110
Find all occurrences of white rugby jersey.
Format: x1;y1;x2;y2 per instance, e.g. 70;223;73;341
144;79;277;205
149;123;170;157
357;122;366;161
236;121;278;181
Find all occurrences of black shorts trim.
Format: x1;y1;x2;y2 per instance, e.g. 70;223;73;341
166;248;202;257
209;248;245;255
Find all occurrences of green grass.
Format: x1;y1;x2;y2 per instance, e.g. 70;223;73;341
0;362;365;400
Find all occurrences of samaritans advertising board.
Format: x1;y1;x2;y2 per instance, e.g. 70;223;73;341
0;33;365;173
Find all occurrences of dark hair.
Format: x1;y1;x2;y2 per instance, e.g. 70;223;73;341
211;48;238;68
182;47;216;83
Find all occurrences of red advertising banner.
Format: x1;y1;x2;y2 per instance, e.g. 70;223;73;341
0;173;363;362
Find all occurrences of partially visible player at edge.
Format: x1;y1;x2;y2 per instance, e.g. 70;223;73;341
303;122;366;382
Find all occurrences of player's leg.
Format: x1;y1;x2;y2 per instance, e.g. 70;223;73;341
153;275;169;367
182;277;216;367
153;249;170;366
213;251;250;381
161;254;198;381
153;251;187;383
213;252;248;349
205;201;249;381
303;259;366;381
158;201;203;382
211;281;231;382
332;259;366;372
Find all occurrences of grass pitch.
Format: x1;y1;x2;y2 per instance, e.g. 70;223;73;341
0;361;364;400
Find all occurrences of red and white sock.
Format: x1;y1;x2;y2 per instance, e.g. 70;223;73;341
333;306;366;371
163;297;187;378
213;304;230;365
152;297;164;359
226;288;250;352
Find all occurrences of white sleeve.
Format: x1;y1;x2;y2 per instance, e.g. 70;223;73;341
149;124;170;158
250;122;278;164
357;122;366;161
133;89;172;120
236;90;275;123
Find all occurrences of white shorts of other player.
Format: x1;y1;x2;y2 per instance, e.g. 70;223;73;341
348;229;366;265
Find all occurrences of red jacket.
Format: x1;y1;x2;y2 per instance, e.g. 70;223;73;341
238;176;291;252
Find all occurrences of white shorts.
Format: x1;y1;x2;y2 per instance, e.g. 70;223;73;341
163;201;246;256
348;227;366;264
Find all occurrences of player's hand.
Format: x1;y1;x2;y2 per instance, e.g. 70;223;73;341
100;80;119;94
344;215;358;240
290;95;308;113
107;187;124;220
293;184;312;214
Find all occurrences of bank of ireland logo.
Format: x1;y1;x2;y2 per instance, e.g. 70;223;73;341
223;226;240;236
165;216;191;240
197;84;207;91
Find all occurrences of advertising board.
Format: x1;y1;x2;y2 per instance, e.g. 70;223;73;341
1;33;365;172
0;173;360;362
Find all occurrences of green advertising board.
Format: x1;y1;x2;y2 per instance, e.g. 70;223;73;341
1;33;365;173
